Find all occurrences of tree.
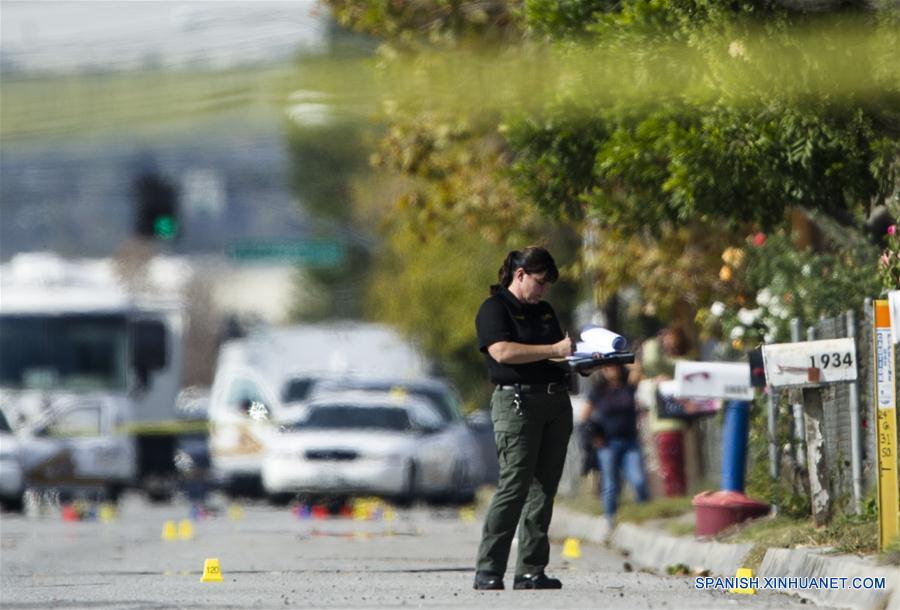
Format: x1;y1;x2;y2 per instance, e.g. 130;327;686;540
321;0;899;381
505;0;899;322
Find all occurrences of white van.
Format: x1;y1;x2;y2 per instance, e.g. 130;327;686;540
0;253;186;502
208;321;430;497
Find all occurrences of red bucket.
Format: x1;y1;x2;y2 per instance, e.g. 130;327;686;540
692;490;770;536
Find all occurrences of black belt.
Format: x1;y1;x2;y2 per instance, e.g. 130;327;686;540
497;382;567;395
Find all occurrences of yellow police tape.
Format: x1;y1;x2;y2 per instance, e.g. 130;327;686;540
116;420;211;436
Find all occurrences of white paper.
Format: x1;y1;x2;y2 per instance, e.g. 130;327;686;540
574;325;627;355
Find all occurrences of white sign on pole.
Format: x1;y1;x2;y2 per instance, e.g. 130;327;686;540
673;361;754;400
888;290;900;345
762;338;857;388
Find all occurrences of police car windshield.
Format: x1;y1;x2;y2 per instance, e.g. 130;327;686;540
291;405;411;432
0;314;128;391
282;377;318;403
311;381;462;423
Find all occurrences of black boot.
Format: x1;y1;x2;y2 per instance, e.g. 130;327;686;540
473;571;504;590
513;572;563;590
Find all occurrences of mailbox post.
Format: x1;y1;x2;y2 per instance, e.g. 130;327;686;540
675;361;770;536
762;336;858;527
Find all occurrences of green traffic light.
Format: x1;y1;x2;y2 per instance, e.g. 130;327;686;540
153;215;178;240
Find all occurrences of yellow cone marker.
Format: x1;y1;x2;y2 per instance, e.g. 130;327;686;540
459;507;476;523
561;537;581;559
228;504;244;521
162;520;178;541
730;567;757;595
99;504;117;523
178;519;194;540
200;558;223;583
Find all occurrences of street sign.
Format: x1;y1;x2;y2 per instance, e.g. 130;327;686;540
226;240;344;266
674;361;754;400
761;338;857;388
873;299;899;551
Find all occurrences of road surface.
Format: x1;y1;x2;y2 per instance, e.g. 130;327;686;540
0;494;836;609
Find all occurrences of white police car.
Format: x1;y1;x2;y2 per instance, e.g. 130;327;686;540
262;391;473;506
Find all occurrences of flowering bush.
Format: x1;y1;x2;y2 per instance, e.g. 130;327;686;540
879;225;900;293
698;230;880;352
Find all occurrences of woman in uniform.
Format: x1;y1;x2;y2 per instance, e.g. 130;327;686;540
473;246;575;591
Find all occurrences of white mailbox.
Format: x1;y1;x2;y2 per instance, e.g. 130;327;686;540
762;338;857;389
674;361;754;400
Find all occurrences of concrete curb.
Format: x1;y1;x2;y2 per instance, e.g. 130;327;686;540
759;548;899;610
549;505;613;546
610;522;753;577
550;506;899;610
550;506;751;575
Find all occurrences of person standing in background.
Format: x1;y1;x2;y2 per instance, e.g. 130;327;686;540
581;364;649;527
634;326;689;497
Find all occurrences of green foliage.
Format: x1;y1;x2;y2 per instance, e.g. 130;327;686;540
327;0;522;47
878;224;900;293
506;50;894;234
506;106;609;222
523;0;614;38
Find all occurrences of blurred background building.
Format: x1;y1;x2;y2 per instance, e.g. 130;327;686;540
1;1;343;327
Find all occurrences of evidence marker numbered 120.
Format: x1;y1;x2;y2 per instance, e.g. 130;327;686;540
761;338;857;389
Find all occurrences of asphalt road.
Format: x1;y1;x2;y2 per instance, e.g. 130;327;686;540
0;494;836;609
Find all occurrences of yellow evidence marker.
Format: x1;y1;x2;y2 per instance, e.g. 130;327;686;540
228;504;244;521
730;567;757;595
178;519;194;540
99;504;117;523
561;537;581;559
459;507;476;523
162;520;178;541
200;558;224;582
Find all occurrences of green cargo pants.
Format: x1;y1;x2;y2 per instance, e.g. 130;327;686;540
475;386;573;576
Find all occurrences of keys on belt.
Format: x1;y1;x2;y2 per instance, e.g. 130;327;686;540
497;382;567;417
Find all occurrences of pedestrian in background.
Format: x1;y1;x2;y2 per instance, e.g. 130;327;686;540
635;326;689;496
581;364;649;527
473;246;575;591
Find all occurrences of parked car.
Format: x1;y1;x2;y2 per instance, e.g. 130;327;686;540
0;409;25;512
209;322;432;497
262;391;475;506
309;376;492;488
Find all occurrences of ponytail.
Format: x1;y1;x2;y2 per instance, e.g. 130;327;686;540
489;246;558;295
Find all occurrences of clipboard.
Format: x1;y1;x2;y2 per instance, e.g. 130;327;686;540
551;351;635;374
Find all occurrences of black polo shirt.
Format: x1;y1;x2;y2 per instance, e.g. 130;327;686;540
475;286;568;385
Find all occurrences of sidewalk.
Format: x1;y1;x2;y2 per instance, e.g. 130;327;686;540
550;506;900;610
